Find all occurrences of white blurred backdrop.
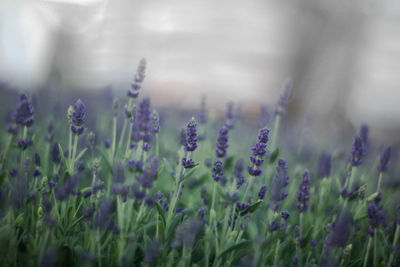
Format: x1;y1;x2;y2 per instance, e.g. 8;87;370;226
1;0;400;130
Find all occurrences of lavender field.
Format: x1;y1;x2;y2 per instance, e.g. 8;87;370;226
0;58;399;267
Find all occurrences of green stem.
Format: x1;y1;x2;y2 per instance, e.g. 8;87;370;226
241;176;254;202
377;172;383;193
373;229;378;267
273;238;281;266
270;115;281;152
363;236;372;267
387;223;400;267
209;182;217;226
111;116;117;162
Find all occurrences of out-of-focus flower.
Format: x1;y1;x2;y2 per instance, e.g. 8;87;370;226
349;136;365;166
270;158;289;211
377;146;391;172
274;79;292;115
216;126;229;158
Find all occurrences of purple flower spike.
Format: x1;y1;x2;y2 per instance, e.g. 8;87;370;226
132;97;153;142
198;96;207;124
297;169;311;212
128;58;147;98
270;159;289;211
216;126;229;158
184;118;198;152
182;157;195;168
317;153;331;178
50;143;61;164
212;160;225;182
274;79;292;115
13;94;34;127
377;146;391;172
247;128;270;177
258;185;267;199
325;211;352;248
70;99;86;136
224;101;236;129
349;136;365;166
367;202;385;228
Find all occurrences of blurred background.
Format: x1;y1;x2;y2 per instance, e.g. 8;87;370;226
1;0;400;139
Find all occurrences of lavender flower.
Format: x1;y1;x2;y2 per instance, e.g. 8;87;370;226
70;99;86;136
198;96;207;124
258;185;267;200
270;159;289;211
212;160;225;182
377;146;391;172
113;163;125;183
13;94;34;126
95;199;114;228
182;157;195;168
131;98;153;146
224;101;236;129
128;58;146;98
325;211;352;248
297;169;311;212
349;136;365;166
281;210;290;220
216;126;229;158
274;79;292;115
144;240;160;265
359;123;369;147
367;202;385;228
17;138;32;150
104;139;111;149
34;152;41;166
233;159;245;189
184;118;198;152
50;143;60;164
137;157;159;189
200;186;208;205
247;128;270;177
172;218;202;248
9;168;18;177
7;123;19;135
317;153;331;178
260;105;271;126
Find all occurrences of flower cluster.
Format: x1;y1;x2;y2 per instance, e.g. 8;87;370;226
317;153;331;178
297;169;311;212
128;58;147;98
349;136;365;166
216;126;229;158
13;94;34;127
70;99;86;135
132;97;152;143
270;158;290;211
212;160;225;182
377;146;391;172
247;128;269;176
184;118;198;152
274;79;292;115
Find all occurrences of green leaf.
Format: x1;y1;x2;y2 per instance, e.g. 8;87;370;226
154;201;166;227
269;147;280;163
74;148;88;163
240;200;263;216
299;225;314;248
217;240;251;259
166;213;184;244
97;147;113;174
223;156;235;172
183;162;200;169
0;171;6;187
58;144;67;168
180;166;198;182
